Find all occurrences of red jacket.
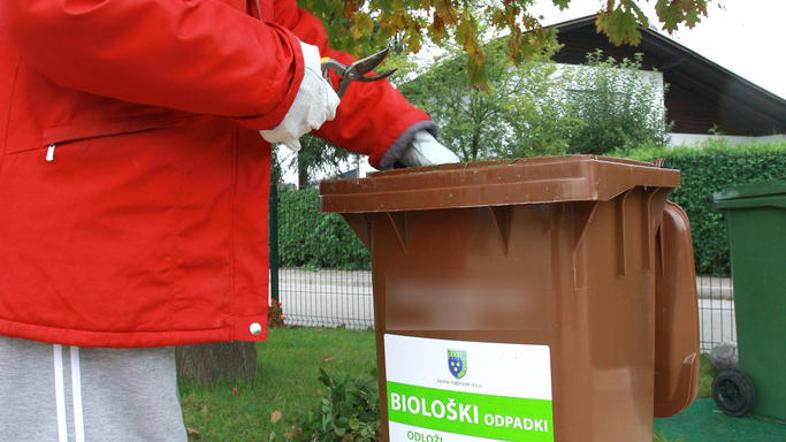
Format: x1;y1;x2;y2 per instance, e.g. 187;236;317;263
0;0;433;347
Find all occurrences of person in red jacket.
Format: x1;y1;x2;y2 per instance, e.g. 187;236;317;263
0;1;457;440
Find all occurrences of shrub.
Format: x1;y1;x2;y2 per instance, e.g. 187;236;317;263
617;140;786;275
563;51;672;154
277;186;371;270
400;39;572;161
290;369;381;442
268;300;285;329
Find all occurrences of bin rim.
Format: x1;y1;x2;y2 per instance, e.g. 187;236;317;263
713;180;786;204
320;155;680;214
366;155;656;178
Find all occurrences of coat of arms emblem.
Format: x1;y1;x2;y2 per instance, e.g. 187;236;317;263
447;349;467;379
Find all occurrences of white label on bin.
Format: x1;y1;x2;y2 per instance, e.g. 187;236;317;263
384;334;554;441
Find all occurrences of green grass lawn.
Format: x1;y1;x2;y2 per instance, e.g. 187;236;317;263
179;327;712;441
697;353;713;400
179;327;377;441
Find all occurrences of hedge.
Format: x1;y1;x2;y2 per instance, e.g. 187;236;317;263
616;139;786;275
276;186;371;270
276;140;786;275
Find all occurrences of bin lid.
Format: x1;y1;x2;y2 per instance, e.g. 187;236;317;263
713;180;786;210
321;155;680;213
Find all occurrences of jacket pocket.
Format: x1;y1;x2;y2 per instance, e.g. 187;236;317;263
0;116;235;334
43;113;179;162
5;112;179;158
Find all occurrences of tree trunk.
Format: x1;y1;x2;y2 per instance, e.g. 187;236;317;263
297;151;309;188
176;342;258;384
471;128;481;161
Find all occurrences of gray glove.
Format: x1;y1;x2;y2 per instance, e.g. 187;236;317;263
398;131;459;167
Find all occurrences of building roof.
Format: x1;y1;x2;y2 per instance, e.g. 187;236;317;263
550;15;786;135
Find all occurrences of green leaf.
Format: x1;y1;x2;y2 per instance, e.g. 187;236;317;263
655;0;709;33
552;0;570;10
291;370;382;442
596;7;642;46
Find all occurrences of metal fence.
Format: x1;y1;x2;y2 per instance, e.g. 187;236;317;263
269;184;374;329
697;275;736;353
270;188;737;351
276;268;373;329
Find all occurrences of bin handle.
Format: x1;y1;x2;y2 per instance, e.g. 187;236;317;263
653;201;701;417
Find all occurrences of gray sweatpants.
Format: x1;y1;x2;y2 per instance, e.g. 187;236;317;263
0;336;187;442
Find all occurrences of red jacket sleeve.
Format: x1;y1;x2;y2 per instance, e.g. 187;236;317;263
273;1;436;169
1;0;304;130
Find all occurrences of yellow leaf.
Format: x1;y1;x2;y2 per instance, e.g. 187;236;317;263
409;31;422;53
186;427;201;440
271;410;283;424
343;0;358;17
432;13;445;41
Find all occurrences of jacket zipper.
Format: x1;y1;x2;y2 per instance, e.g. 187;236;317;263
42;137;115;163
43;137;109;163
46;144;57;162
41;117;175;163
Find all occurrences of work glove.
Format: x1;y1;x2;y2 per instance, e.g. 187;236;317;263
398;131;460;167
260;41;340;151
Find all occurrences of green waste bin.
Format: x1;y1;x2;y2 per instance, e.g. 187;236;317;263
714;180;786;421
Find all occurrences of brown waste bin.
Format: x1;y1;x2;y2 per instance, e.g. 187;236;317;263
320;156;700;442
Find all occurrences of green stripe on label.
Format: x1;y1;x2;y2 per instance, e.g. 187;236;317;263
387;382;554;441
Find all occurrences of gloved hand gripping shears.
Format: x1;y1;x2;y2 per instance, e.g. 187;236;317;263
262;46;395;152
320;47;396;97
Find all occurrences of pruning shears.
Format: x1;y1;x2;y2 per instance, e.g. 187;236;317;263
320;47;396;97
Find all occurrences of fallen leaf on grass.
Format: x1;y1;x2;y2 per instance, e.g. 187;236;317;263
321;355;336;363
186;427;201;440
271;410;283;424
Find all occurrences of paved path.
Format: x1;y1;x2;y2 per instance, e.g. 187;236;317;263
276;269;738;346
699;298;736;350
696;275;734;299
277;268;374;329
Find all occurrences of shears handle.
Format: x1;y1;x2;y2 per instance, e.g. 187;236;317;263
319;50;396;97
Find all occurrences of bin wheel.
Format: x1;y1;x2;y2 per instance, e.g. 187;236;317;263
712;368;757;417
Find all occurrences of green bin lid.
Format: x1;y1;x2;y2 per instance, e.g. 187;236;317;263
713;180;786;210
